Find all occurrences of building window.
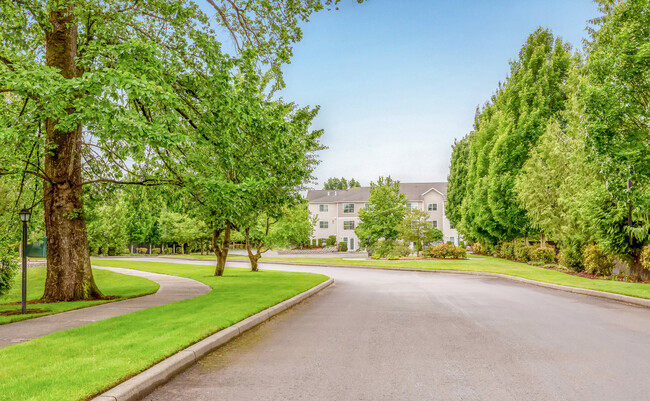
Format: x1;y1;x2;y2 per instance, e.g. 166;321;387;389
343;203;355;213
431;220;438;228
343;221;355;230
407;202;418;210
319;204;328;212
427;203;438;211
319;221;328;229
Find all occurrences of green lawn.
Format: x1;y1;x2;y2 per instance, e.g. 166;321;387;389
0;260;327;401
173;253;650;300
0;266;159;324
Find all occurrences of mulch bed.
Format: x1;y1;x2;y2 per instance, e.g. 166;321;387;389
537;264;650;284
0;308;49;316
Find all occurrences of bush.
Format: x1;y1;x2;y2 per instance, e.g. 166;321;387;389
164;248;172;255
311;239;317;247
338;242;348;252
458;240;465;249
424;243;466;259
513;243;534;262
558;245;584;272
496;242;515;260
318;238;324;247
151;248;161;255
137;247;148;254
388;243;411;259
472;242;488;255
642;245;650;271
0;249;18;297
325;235;336;247
582;244;613;276
530;247;556;265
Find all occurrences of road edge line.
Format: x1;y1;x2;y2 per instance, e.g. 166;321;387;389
91;277;334;401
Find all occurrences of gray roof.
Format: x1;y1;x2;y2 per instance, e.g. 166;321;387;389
306;182;447;203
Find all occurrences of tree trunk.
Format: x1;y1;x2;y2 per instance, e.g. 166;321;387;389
41;5;102;302
213;223;231;276
245;228;263;272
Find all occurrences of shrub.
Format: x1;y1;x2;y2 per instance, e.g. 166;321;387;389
0;249;18;297
458;240;465;249
424;243;466;259
326;235;337;247
151;248;161;254
164;248;172;255
137;247;148;254
311;239;317;247
318;238;324;247
513;243;534;262
389;243;411;259
338;242;348;252
582;244;613;276
472;242;488;255
446;241;453;245
496;242;515;260
642;245;650;271
530;247;556;265
370;253;381;260
558;245;584;272
387;254;400;260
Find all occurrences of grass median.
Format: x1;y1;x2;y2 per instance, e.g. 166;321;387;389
0;266;159;324
171;253;650;300
0;260;328;401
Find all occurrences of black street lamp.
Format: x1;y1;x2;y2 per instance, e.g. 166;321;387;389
18;208;31;314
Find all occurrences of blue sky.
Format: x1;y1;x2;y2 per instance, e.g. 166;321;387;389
274;0;600;188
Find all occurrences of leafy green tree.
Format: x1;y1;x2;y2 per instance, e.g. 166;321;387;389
581;0;650;278
398;209;443;256
267;202;316;250
0;0;357;300
446;136;469;231
355;176;407;250
323;177;361;190
86;192;129;256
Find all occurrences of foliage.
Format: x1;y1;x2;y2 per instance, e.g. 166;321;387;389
267;202;316;249
355;176;408;249
323;177;361;190
513;243;535;263
446;136;469;231
471;242;489;255
496;242;515;260
86;191;130;256
582;244;614;276
424;243;467;259
398;209;443;256
326;235;337;247
530;247;556;265
641;246;650;271
0;246;18;297
581;0;650;261
338;241;348;252
558;244;584;272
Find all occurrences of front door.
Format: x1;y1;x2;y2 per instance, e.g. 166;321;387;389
349;238;354;251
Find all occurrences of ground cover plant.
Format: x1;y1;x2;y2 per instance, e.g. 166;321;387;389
0;266;159;324
0;260;327;401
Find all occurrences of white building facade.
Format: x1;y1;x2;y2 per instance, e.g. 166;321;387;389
306;182;460;251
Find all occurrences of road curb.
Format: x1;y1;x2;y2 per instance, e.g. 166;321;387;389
91;278;334;401
231;260;650;309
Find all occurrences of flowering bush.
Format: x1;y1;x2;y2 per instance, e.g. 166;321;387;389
424;243;467;259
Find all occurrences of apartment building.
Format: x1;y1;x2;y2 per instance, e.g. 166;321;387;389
306;182;460;251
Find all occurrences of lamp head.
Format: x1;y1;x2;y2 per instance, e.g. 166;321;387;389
18;208;31;223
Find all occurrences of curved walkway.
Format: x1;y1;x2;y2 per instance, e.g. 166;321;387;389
0;266;211;349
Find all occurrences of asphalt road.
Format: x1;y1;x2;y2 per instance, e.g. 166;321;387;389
140;258;650;401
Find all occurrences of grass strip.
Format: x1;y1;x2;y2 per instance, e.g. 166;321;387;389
0;260;327;401
0;266;159;324
250;255;650;299
167;253;650;300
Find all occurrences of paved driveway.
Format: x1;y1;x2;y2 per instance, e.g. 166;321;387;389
138;257;650;401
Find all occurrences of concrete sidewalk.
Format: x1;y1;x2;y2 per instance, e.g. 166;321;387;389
0;266;211;349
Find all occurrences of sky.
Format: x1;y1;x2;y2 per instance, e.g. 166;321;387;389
274;0;600;188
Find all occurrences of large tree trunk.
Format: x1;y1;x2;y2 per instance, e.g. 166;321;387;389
213;223;231;276
41;5;102;302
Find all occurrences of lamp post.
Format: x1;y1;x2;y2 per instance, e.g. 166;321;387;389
18;208;31;314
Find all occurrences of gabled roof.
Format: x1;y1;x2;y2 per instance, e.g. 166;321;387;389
306;182;447;203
